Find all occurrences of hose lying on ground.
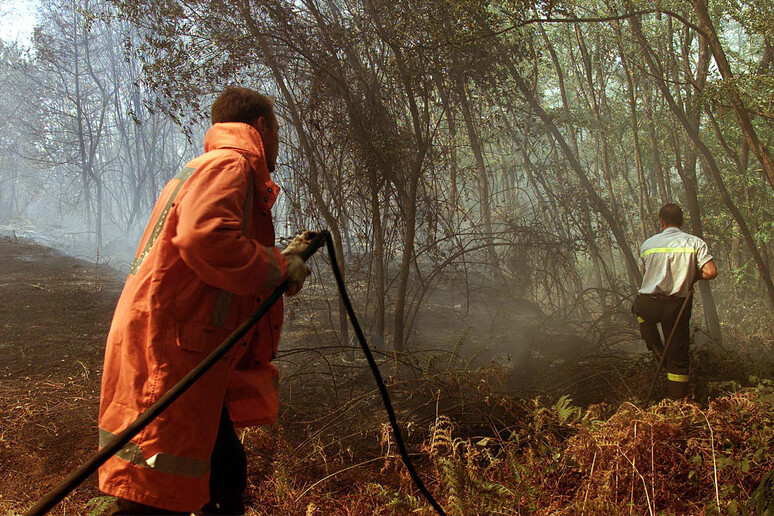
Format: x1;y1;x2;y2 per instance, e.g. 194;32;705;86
24;230;446;516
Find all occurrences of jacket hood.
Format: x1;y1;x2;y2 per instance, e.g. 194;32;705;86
204;122;280;206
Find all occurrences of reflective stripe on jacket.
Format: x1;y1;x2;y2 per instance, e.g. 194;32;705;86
98;122;288;512
638;227;712;297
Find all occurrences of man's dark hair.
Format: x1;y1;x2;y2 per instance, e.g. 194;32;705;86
659;203;683;227
211;87;276;127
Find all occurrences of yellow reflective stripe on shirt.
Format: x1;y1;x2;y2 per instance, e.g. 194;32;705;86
667;372;690;383
99;428;209;478
641;247;697;258
130;166;195;275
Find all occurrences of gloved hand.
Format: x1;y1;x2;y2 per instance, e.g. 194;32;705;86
282;231;320;296
282;254;310;296
282;230;321;259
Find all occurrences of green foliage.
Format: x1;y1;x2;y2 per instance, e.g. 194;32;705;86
748;469;774;515
83;496;115;516
725;0;774;44
552;394;582;425
366;483;426;514
430;417;519;515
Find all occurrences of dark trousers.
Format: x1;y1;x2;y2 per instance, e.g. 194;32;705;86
632;293;692;399
108;407;247;515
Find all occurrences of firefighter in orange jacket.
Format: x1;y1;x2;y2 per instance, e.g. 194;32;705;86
98;87;311;514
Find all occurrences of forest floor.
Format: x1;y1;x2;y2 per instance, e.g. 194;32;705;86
1;235;772;515
0;235;121;514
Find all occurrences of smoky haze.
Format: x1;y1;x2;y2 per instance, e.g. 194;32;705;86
0;0;771;363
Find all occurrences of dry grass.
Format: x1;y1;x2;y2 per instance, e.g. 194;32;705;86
2;235;773;515
233;359;774;516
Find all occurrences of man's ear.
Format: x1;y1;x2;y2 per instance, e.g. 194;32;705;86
248;116;270;135
252;116;267;134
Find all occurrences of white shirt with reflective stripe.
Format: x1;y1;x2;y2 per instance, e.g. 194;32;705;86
638;227;712;297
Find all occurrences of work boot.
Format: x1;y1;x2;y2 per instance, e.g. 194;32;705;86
666;379;690;400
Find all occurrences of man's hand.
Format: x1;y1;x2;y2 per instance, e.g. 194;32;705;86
281;231;320;295
283;254;310;296
699;259;717;281
282;230;321;259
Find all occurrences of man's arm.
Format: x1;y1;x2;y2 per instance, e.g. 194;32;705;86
695;237;716;281
172;161;289;295
698;259;717;281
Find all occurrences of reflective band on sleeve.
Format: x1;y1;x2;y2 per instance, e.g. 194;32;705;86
130;167;196;275
99;428;209;478
641;247;697;258
637;316;645;324
667;372;690;383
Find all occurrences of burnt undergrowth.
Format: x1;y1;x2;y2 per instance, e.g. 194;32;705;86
242;320;773;515
2;236;772;515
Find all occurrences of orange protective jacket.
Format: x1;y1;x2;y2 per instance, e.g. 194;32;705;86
98;123;289;511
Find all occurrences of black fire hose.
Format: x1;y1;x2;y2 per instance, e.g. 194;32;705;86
25;230;445;516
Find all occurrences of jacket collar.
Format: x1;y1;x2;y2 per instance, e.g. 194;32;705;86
204;122;280;208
